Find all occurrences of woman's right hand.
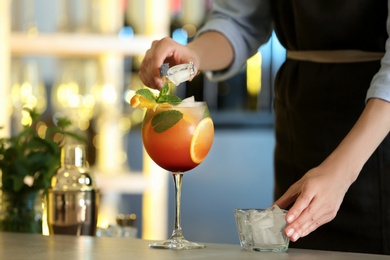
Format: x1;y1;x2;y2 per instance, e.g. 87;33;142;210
138;37;200;89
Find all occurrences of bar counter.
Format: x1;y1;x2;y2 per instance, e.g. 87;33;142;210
0;232;388;260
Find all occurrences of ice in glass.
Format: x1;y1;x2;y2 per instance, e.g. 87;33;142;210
234;206;290;252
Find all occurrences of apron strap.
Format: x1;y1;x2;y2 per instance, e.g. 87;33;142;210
287;50;384;63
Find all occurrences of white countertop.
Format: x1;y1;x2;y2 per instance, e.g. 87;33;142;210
0;232;388;260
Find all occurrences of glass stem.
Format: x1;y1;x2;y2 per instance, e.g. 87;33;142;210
171;172;184;240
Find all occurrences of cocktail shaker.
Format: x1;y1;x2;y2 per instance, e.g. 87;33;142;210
46;144;99;236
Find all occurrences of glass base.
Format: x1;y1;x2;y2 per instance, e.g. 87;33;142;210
149;238;205;250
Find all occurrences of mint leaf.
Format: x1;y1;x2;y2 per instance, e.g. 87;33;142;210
164;94;182;105
152;110;183;133
160;84;169;96
136;88;157;102
136;83;182;106
157;94;182;105
156;84;168;103
156;83;182;105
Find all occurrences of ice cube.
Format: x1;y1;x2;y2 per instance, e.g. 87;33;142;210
167;70;192;85
166;62;194;86
251;206;287;246
249;209;274;229
270;205;287;237
250;209;275;246
181;96;195;103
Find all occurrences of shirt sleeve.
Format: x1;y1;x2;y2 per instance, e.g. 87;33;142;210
366;0;390;102
197;0;273;82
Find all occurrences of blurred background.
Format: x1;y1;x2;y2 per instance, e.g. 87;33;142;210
1;0;286;244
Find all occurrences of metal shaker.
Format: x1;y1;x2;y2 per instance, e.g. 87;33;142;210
46;144;99;236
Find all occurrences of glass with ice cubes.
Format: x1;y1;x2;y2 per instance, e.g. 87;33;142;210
234;206;290;252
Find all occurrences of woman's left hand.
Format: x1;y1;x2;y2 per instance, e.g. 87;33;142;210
274;164;351;242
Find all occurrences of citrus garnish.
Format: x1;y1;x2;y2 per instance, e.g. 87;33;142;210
130;83;182;111
130;94;159;110
190;117;214;164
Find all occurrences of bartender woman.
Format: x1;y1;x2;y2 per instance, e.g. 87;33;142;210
138;0;390;255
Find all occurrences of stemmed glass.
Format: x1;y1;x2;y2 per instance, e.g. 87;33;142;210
142;100;214;249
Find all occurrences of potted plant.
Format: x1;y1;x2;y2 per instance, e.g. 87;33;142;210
0;108;85;233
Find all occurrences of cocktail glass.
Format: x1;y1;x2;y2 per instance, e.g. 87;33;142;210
142;101;214;249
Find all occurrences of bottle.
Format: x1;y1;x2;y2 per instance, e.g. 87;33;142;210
96;214;137;238
116;214;137;238
46;144;99;236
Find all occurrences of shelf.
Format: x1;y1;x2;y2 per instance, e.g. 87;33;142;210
3;0;171;239
10;32;156;57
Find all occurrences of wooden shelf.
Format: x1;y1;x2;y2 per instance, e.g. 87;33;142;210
10;32;156;57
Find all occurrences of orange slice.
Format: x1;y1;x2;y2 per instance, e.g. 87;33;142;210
130;93;174;111
190;117;214;164
130;94;158;110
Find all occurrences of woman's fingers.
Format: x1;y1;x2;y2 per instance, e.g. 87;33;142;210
139;37;200;89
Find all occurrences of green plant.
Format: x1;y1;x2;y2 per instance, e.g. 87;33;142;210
0;109;85;194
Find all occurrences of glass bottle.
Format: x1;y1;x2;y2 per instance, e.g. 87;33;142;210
116;214;137;238
46;144;99;236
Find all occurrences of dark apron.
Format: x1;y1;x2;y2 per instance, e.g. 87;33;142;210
271;0;390;254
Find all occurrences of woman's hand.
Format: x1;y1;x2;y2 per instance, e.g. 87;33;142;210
139;31;234;89
274;163;351;242
139;37;200;89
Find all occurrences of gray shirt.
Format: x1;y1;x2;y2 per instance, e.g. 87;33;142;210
198;0;390;103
